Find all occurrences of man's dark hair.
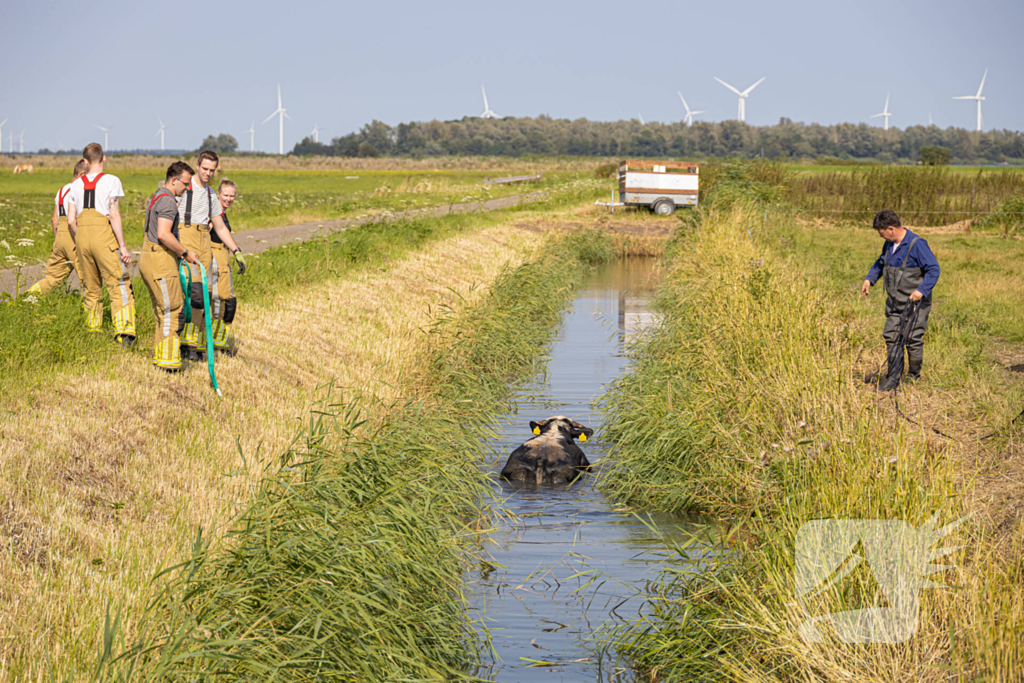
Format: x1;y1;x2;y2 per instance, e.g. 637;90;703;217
873;209;901;231
197;150;219;167
166;160;195;182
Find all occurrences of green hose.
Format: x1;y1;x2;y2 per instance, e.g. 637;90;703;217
179;261;221;396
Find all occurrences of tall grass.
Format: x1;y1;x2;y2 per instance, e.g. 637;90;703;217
91;231;609;681
787;166;1024;225
597;203;1024;680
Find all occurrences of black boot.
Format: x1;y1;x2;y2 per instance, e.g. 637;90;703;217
906;353;922;382
877;351;904;392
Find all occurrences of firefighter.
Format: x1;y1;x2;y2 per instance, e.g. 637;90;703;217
28;158;89;295
177;150;246;361
861;209;941;391
67;143;136;346
139;161;199;371
211;179;240;353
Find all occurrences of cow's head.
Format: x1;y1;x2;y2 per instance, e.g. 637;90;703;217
529;416;594;442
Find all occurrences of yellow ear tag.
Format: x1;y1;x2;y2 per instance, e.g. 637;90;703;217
532;426;541;435
580;433;587;442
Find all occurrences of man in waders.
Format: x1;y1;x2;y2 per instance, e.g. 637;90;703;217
861;209;941;391
67;143;136;346
211;179;241;354
178;150;246;361
139;161;199;371
27;158;89;295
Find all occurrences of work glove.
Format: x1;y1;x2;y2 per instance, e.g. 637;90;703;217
233;250;247;275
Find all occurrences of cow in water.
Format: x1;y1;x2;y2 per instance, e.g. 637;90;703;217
500;416;595;485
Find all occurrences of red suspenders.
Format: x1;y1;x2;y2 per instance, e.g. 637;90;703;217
80;172;106;210
57;187;71;217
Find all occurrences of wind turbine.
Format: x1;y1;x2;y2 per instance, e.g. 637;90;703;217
677;91;704;126
638;112;646;125
155;118;166;151
0;119;7;153
953;69;987;132
928;112;933;126
311;123;321;143
17;131;25;154
244;122;256;152
870;92;892;131
262;84;290;154
714;76;765;122
94;124;111;150
480;86;498;119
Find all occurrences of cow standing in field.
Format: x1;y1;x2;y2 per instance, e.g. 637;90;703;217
13;164;34;174
500;416;595;485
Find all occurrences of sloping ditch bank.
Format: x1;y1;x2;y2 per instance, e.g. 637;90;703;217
596;204;1004;681
91;230;619;681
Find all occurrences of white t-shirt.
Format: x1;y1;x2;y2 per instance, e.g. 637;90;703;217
68;172;125;218
54;182;74;215
176;177;222;226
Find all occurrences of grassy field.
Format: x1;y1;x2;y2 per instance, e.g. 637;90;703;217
0;160;591;265
597;168;1024;680
0;174;612;680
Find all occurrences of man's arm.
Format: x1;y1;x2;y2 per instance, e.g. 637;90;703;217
209;213;240;253
67;202;78;239
156;217;197;264
108;197;131;266
861;251;886;296
51;205;60;236
911;241;940;301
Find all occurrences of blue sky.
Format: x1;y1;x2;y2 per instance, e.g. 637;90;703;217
4;0;1020;153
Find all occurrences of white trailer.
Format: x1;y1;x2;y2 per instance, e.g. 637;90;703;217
596;160;699;215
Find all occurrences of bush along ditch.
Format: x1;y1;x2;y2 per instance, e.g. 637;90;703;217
90;229;616;681
595;169;1022;680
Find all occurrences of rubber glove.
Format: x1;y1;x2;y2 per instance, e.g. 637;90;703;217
233;250;247;275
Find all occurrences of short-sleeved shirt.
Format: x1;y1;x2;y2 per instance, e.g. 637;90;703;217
54;182;74;217
144;188;180;246
68;172;124;218
177;177;221;227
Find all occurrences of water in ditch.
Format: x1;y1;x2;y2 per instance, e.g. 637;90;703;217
467;258;715;682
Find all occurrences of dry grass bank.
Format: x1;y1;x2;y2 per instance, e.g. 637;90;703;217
0;221;543;680
600;206;1024;681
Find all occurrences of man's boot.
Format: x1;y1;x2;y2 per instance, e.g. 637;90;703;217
906;353;923;382
877;349;904;392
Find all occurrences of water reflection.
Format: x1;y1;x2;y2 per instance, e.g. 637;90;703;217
467;259;714;682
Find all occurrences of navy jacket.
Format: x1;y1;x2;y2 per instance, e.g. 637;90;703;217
865;229;940;298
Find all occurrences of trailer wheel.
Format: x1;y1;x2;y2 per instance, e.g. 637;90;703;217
653;199;676;216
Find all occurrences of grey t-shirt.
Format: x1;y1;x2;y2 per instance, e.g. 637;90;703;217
145;188;180;246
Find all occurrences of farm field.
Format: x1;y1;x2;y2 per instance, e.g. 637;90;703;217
0;183;632;679
598;163;1024;681
0;158;590;265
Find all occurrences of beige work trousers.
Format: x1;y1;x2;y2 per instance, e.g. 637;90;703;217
139;239;184;370
178;222;212;349
76;209;135;338
28;217;79;295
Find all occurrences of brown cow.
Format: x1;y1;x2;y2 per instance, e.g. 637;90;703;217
499;416;595;485
13;164;33;174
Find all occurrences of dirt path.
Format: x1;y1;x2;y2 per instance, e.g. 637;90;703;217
0;192;542;294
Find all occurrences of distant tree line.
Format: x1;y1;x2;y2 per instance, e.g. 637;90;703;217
289;116;1024;163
